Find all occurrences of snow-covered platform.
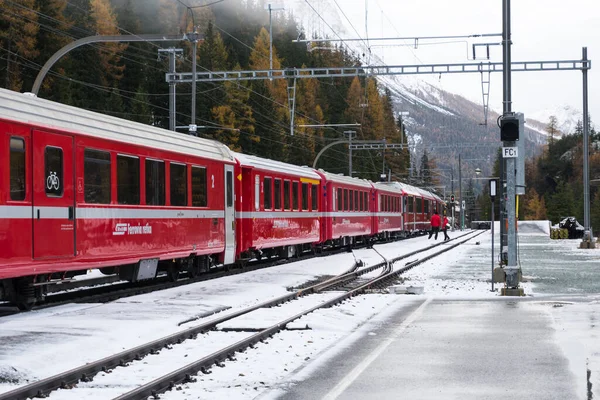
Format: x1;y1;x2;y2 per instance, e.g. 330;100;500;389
266;221;600;400
274;298;586;399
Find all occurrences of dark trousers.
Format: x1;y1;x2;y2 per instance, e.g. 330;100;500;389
428;226;439;240
443;227;450;240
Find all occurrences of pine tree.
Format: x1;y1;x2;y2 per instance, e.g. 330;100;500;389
32;0;72;95
0;0;39;91
130;85;152;125
198;20;229;125
546;115;559;147
420;150;432;186
211;65;252;152
90;0;127;86
524;188;541;220
546;182;575;223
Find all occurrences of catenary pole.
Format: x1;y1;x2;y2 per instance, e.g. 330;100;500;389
502;0;520;291
582;47;592;242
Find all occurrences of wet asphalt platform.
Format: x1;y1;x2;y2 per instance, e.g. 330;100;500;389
276;298;582;400
271;223;599;400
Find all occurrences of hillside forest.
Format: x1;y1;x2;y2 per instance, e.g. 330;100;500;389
474;118;600;227
1;0;598;226
0;0;409;180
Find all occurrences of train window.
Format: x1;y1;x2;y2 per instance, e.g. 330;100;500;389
354;191;358;211
337;188;342;211
274;179;281;209
292;181;298;210
117;155;140;204
255;175;260;211
191;166;207;207
170;163;187;206
9;137;25;201
284;180;290;210
343;189;348;211
45;146;63;197
416;198;422;213
302;183;308;210
424;200;429;214
145;159;165;206
408;196;414;213
84;149;111;204
349;190;353;211
359;191;363;211
226;170;233;207
264;177;272;209
311;184;318;211
364;192;368;211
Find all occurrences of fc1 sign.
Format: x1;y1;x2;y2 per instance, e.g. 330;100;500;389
502;147;518;158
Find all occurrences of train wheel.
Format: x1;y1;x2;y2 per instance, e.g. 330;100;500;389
185;258;198;279
14;278;37;311
16;299;36;311
166;264;180;282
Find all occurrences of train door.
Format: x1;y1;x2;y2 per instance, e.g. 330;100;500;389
32;130;75;259
223;164;236;264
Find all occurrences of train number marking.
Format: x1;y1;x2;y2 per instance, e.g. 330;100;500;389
211;175;215;189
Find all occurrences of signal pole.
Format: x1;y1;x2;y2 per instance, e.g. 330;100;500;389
501;0;522;295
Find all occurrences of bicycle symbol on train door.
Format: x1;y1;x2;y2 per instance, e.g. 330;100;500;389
46;171;60;191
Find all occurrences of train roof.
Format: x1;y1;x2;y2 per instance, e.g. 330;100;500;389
0;88;235;163
234;152;321;180
378;181;419;196
316;170;374;189
374;181;404;194
378;181;441;200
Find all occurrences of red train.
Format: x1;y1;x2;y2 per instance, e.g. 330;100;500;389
0;88;443;308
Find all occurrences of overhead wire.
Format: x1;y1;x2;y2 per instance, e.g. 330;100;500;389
2;0;358;165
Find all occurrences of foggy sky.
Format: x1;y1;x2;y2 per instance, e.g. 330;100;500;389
290;0;599;127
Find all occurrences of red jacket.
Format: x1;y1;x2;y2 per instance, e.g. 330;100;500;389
442;216;449;228
430;213;441;228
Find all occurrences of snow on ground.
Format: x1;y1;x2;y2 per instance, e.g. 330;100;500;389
2;223;600;399
0;252;360;394
0;235;443;396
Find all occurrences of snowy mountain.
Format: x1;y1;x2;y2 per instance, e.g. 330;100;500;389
526;105;583;136
286;0;549;176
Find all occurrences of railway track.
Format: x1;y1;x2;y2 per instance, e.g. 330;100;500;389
0;241;383;317
0;230;483;400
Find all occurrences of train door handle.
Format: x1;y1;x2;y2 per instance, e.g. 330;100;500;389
37;209;40;220
68;206;74;220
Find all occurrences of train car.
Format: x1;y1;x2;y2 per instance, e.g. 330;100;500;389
234;153;321;260
0;88;236;308
373;182;405;240
317;170;373;247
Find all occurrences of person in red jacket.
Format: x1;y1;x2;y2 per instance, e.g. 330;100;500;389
442;213;450;241
428;210;441;240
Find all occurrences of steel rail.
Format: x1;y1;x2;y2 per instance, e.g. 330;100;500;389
113;231;484;400
0;231;478;400
0;258;372;400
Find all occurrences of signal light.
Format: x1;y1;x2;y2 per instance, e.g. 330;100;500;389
451;195;455;203
500;115;520;141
